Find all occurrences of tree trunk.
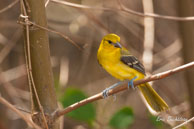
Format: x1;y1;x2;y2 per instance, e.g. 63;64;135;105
21;0;59;128
178;0;194;128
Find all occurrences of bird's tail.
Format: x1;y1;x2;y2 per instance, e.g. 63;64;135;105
138;83;169;114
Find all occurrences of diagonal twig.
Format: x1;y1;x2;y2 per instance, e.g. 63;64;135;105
18;20;83;51
0;28;22;64
0;0;19;14
172;116;194;129
52;61;194;120
51;0;194;21
0;96;42;129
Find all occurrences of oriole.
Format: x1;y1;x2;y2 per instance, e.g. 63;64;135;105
97;33;168;114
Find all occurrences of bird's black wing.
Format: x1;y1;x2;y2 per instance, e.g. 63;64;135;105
120;55;146;75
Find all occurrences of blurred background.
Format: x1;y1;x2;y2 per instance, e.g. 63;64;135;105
0;0;194;129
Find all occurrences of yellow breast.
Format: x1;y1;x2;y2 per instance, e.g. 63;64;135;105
97;47;144;81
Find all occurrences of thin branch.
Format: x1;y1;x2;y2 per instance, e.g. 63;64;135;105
0;28;22;64
118;1;194;21
52;61;194;120
0;96;42;129
0;64;26;83
15;106;31;114
50;0;194;21
17;20;83;51
172;116;194;129
0;0;19;13
0;68;27;108
80;10;110;34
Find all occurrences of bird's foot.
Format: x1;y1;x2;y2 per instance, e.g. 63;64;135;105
128;76;137;90
102;82;121;98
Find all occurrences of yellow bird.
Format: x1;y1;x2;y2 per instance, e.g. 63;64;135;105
97;33;168;114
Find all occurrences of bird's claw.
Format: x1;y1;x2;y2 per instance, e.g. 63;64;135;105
102;82;121;98
102;88;109;98
128;76;137;90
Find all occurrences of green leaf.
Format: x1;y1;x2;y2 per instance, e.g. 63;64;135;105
109;107;134;129
60;88;96;124
148;114;163;128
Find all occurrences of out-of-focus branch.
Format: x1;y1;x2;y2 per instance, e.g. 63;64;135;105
45;0;50;7
0;68;27;108
0;28;22;64
142;0;155;72
0;0;19;14
178;0;194;128
80;10;110;34
50;0;194;21
52;61;194;121
172;116;194;129
0;96;42;129
0;64;26;83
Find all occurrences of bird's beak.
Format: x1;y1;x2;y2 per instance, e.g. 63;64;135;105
114;42;122;48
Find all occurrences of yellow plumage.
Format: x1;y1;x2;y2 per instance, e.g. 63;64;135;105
97;33;168;114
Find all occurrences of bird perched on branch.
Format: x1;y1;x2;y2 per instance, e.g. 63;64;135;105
97;33;168;114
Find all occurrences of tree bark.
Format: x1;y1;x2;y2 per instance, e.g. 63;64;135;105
22;0;59;128
178;0;194;128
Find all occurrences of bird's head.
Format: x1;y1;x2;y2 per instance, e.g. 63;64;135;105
100;34;122;50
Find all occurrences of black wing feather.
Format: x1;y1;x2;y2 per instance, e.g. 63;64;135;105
120;55;146;75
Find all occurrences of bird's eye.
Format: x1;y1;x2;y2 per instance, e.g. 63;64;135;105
107;40;112;44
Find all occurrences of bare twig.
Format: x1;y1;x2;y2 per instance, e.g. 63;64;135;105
0;68;27;108
0;64;26;83
18;20;82;51
0;0;19;13
118;1;194;21
52;61;194;120
51;0;194;21
172;116;194;129
80;10;110;33
15;106;31;114
154;39;181;66
0;96;42;129
0;28;22;64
